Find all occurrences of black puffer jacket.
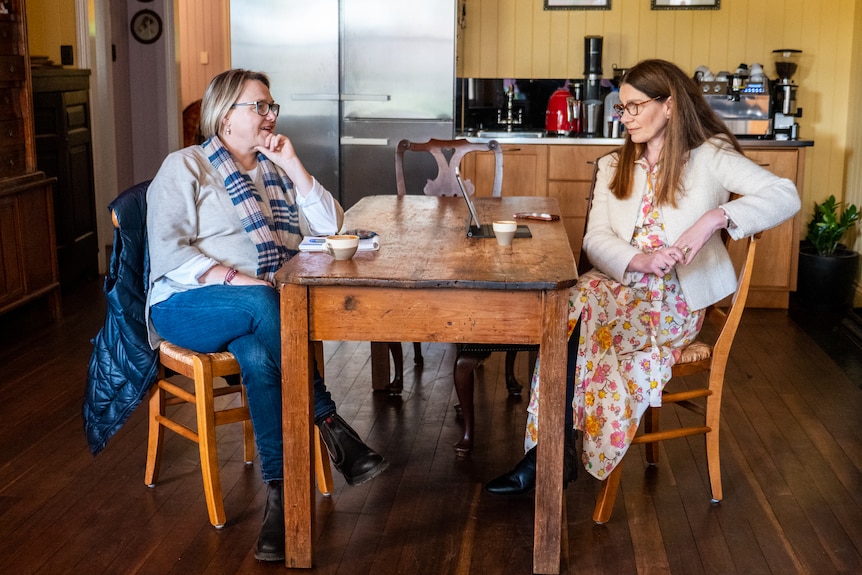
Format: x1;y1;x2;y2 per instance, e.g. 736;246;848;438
84;181;158;454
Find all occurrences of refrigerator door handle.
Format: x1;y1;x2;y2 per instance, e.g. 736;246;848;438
340;136;390;146
290;93;339;101
341;93;391;101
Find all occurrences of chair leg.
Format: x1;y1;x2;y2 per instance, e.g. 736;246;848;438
387;342;404;394
144;378;166;487
240;386;255;465
593;462;624;524
706;373;723;502
192;357;227;529
413;342;424;366
314;426;334;496
706;428;722;502
503;350;523;396
452;351;483;454
644;407;660;464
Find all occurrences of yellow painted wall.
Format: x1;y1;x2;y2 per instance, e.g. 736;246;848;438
460;0;861;301
25;0;77;65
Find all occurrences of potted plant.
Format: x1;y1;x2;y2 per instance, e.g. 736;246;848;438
797;195;860;311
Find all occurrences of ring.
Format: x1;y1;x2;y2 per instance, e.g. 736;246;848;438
682;245;691;256
660;266;667;272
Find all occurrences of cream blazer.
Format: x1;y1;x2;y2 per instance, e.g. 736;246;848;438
583;139;800;311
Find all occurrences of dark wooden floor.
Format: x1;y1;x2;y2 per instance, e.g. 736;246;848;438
1;279;861;575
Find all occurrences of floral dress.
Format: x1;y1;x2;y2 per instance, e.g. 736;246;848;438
525;162;705;480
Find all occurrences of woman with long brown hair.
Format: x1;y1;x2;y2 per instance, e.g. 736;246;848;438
486;59;800;494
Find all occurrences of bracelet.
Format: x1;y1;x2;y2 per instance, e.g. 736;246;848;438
223;268;239;285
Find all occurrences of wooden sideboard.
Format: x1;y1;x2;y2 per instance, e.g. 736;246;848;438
461;140;808;309
32;68;98;290
0;0;60;318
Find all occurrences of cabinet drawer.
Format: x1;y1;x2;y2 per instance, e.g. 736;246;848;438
0;54;25;83
548;145;614;181
0;118;24;178
0;20;18;53
0;87;21;119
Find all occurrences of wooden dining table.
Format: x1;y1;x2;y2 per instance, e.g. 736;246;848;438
276;194;578;574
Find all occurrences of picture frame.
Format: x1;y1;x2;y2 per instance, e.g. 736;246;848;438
544;0;611;11
651;0;720;10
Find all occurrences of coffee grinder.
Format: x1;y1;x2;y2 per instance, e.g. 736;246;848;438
772;49;802;140
583;36;604;136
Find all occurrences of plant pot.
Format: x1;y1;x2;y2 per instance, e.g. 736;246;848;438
796;245;860;311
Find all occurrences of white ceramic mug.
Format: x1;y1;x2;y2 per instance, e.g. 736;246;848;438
492;220;517;246
325;234;359;260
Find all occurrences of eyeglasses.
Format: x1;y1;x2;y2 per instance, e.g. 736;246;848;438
613;96;663;117
231;101;280;117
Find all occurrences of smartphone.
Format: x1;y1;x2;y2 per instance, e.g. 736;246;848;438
513;212;560;221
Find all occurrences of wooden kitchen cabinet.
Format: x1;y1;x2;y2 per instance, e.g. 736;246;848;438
0;173;60;317
547;144;616;259
461;144;548;198
0;1;61;318
730;146;806;308
32;69;98;289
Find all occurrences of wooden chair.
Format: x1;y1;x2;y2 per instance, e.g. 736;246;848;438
592;232;760;524
390;137;535;453
182;99;204;147
382;138;507;395
394;137;503;197
109;184;332;530
144;341;334;528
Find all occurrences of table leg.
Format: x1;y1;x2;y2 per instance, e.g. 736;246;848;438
370;342;391;391
533;288;568;574
280;284;315;568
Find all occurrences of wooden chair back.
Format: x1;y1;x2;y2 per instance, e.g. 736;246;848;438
395;138;503;197
592;232;760;524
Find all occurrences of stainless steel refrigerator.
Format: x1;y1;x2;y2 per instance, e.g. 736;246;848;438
230;0;457;209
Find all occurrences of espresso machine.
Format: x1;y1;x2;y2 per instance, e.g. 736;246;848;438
699;63;772;138
772;49;802;140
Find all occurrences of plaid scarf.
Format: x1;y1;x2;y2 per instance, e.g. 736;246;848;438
203;135;301;281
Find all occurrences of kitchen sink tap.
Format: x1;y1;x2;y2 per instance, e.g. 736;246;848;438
497;86;523;132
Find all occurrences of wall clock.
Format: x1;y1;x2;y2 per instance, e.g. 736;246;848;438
130;9;162;44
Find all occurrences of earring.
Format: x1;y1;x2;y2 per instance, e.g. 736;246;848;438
226;125;231;135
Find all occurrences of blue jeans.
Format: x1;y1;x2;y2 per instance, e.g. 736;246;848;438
150;285;336;482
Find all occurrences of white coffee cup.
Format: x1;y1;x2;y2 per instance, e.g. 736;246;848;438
325;234;359;260
492;220;517;246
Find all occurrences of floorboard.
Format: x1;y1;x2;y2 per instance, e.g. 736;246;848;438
1;281;861;574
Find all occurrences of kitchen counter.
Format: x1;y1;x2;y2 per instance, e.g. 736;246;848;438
458;133;814;148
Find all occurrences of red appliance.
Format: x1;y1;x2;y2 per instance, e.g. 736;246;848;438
545;88;575;135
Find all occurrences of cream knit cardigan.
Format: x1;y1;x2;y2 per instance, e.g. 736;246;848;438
584;138;801;311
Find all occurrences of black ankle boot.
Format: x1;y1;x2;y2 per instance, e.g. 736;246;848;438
254;480;285;562
485;446;537;495
319;413;389;486
485;432;579;496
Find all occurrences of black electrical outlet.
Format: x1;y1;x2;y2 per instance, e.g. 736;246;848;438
60;45;73;66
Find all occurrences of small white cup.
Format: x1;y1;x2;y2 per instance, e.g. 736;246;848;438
492;220;518;246
325;234;359;260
